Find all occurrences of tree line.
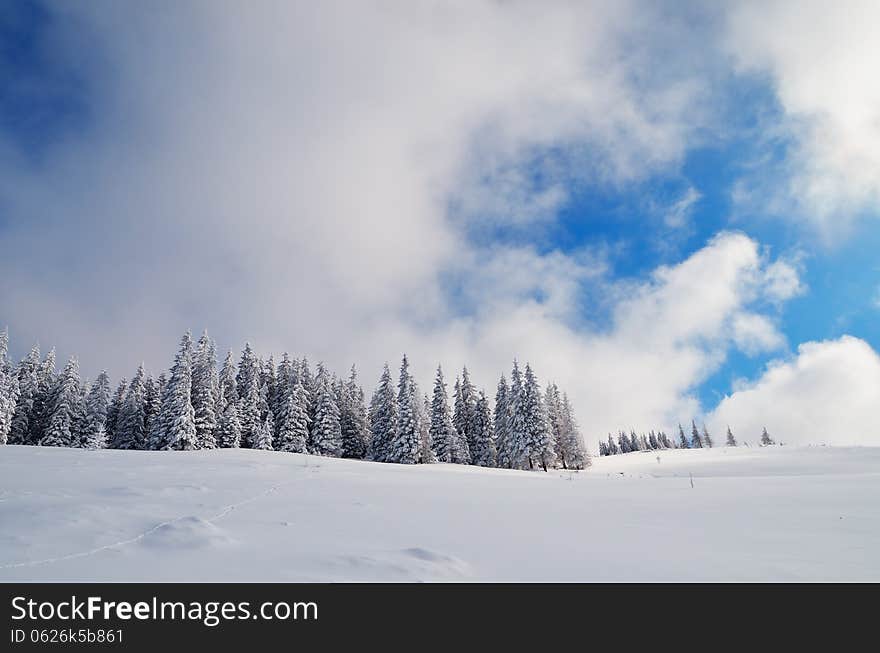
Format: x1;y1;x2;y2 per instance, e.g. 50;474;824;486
598;420;776;456
0;328;589;471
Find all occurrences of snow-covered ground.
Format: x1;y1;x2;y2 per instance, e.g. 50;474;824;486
1;445;877;581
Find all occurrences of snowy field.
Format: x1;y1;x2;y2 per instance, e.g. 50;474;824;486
0;445;877;582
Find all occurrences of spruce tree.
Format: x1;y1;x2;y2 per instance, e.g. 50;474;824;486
702;424;713;448
81;371;110;449
310;363;342;457
274;380;309;453
236;344;261;448
261;355;277;423
469;390;496;467
417;390;436;464
29;348;57;444
252;412;274;450
430;365;459;463
215;395;242;448
192;332;218;449
219;351;239;408
9;345;40;445
41;357;84;447
299;357;317;438
368;363;397;462
105;377;127;446
508;361;526;467
389;355;420;464
607;434;618;455
339;366;369;459
760;427;774;446
690;420;703;448
453;367;478;463
143;374;163;448
112;364;148;450
156;332;198;451
726;426;737;447
511;364;555;471
494;374;512;468
559;392;588;469
678;424;689;449
0;329;19;446
273;353;294;433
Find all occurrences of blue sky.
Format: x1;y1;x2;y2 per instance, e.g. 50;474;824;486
2;1;880;446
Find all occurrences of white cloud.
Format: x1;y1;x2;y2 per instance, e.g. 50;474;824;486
707;336;880;446
761;258;806;303
664;186;702;229
725;0;880;236
732;313;785;355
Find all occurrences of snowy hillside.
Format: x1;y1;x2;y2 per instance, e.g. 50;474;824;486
1;445;877;581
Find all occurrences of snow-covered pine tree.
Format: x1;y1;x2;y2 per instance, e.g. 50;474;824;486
215;392;242;448
112;364;147;450
191;331;218;450
309;362;342;457
388;355;420;464
511;364;555;471
690;420;703;448
0;329;18;446
265;372;280;432
299;357;317;438
368;363;397;462
236;343;261;448
81;371;110;449
41;357;84;447
606;434;618;455
261;355;276;422
339;365;369;459
678;424;689;449
544;383;563;464
702;424;713;448
429;365;459;463
273;353;294;434
493;374;512;468
219;351;238;408
252;411;274;450
726;426;737;447
760;427;774;446
559;392;588;469
104;377;126;446
28;348;57;445
627;431;638;451
156;332;198;451
417;390;436;464
142;374;163;448
9;345;40;445
648;431;659;450
452;367;478;463
274;379;309;453
507;360;528;467
469;390;496;467
0;327;8;372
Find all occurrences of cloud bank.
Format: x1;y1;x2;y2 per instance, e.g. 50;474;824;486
1;1;878;449
708;337;880;447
